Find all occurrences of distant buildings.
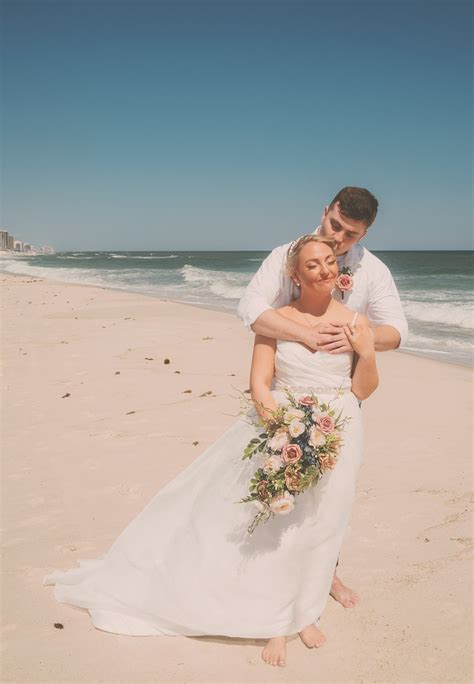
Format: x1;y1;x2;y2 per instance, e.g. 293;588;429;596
0;228;54;255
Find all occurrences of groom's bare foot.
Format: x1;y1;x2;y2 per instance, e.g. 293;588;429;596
330;574;360;608
262;636;286;667
298;624;326;648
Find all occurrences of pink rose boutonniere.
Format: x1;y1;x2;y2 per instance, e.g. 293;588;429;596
335;266;353;299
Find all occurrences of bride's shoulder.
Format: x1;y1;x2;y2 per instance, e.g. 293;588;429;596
330;300;369;325
276;305;299;321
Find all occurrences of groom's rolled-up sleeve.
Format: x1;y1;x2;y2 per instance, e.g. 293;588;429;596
367;262;408;345
238;244;289;328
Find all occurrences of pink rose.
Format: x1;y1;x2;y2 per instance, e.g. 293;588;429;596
336;274;353;292
298;395;316;407
315;413;335;435
282;443;302;464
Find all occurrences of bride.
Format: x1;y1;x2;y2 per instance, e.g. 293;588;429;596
44;235;379;668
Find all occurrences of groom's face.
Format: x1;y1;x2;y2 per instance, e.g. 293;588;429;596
319;203;368;255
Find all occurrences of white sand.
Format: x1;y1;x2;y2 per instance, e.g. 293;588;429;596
1;273;472;683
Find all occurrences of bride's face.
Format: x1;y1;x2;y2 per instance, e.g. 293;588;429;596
293;242;338;294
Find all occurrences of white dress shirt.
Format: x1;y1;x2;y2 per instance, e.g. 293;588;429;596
238;239;408;345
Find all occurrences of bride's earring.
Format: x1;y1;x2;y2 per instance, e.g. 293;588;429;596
293;280;301;287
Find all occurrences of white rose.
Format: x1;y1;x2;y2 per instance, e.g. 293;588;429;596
309;426;325;447
270;492;295;515
262;455;284;475
285;408;305;422
267;430;289;452
289;420;305;438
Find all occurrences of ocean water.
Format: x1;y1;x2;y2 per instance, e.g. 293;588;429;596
1;250;472;367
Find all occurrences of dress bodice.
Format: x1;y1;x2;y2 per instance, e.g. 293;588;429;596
274;340;353;392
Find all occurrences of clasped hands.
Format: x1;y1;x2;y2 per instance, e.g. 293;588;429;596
306;321;375;357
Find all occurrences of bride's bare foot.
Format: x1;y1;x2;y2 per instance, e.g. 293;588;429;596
330;574;360;608
262;636;286;667
298;624;326;648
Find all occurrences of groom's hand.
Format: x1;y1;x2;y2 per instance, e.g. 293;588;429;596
314;322;353;354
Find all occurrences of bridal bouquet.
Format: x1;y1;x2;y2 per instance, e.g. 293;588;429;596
241;390;348;534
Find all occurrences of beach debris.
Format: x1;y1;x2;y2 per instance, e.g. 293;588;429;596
192;441;199;446
424;537;430;542
61;393;71;399
145;357;154;361
182;389;192;394
244;389;251;394
61;341;68;344
124;317;131;320
228;373;236;376
199;391;213;397
115;371;120;375
202;336;213;340
174;370;181;374
126;410;136;415
163;358;170;364
53;623;64;630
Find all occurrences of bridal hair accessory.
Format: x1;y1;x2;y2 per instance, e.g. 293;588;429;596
288;235;307;256
287;233;336;259
240;389;348;534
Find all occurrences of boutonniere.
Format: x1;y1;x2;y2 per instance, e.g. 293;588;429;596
335;266;354;299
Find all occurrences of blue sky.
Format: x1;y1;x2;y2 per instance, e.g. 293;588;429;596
2;0;472;250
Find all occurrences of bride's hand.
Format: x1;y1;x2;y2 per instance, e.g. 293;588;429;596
310;321;353;354
343;322;375;358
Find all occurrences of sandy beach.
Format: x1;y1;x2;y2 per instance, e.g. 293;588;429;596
1;272;472;683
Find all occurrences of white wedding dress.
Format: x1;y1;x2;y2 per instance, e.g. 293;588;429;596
44;340;363;639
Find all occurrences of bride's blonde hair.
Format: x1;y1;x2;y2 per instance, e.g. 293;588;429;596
285;235;337;277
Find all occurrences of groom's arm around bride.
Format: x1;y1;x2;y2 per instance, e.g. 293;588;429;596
238;187;407;354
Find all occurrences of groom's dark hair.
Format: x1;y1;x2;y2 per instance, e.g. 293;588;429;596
329;187;379;227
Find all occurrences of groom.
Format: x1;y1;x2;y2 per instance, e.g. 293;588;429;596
238;186;407;608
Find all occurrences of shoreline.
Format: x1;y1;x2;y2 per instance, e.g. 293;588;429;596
1;271;469;370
